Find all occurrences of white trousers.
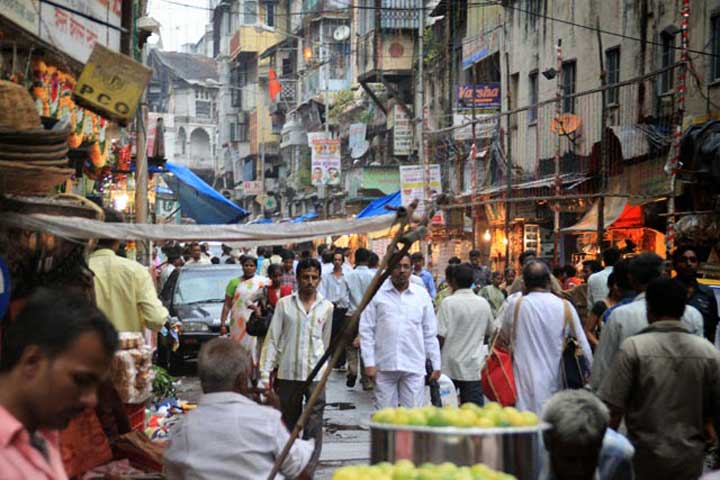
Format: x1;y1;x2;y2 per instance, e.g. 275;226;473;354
374;371;426;409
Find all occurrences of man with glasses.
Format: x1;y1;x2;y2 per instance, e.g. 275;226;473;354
360;252;441;409
673;246;719;344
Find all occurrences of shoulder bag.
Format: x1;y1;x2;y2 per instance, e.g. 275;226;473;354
560;299;591;389
481;297;522;406
246;287;273;337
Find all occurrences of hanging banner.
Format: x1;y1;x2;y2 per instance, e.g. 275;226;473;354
2;0;39;33
456;83;501;111
349;122;369;158
399;164;441;217
308;132;341;186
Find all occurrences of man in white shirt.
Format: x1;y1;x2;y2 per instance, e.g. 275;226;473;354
499;260;593;414
591;252;705;390
587;247;621;308
259;258;333;474
344;248;375;390
437;263;495;405
185;242;211;265
165;338;314;479
319;250;350;370
360;252;441;409
159;248;184;292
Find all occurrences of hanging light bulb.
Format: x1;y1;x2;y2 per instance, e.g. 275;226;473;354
303;47;313;61
483;229;491;242
503;236;509;246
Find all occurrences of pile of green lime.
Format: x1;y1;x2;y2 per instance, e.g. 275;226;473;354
370;402;539;428
333;460;516;480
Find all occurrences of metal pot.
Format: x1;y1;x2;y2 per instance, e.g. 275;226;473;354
370;422;551;480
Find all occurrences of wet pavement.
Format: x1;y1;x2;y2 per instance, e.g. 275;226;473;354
175;367;374;479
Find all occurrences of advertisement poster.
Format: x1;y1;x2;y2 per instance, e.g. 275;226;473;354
453;114;498;141
308;132;341;186
399;164;441;217
456;83;501;111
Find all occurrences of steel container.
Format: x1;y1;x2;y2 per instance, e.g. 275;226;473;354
369;422;551;480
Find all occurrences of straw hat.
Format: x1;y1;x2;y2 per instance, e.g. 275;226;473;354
0;81;41;131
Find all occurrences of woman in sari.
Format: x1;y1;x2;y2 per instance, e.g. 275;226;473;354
220;256;268;362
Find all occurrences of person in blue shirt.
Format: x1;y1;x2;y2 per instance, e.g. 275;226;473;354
411;252;436;298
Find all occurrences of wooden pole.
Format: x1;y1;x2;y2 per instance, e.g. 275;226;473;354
267;201;424;480
503;50;512;270
553;39;563;267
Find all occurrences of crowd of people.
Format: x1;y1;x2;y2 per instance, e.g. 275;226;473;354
3;205;720;480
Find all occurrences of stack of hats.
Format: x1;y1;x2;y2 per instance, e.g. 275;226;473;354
0;80;74;195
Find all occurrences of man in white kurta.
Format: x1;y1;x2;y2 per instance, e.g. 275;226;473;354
360;253;441;409
499;260;593;414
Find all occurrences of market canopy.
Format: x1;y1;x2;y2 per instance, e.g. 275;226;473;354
1;212;396;248
357;191;401;218
562;197;643;232
163;162;248;224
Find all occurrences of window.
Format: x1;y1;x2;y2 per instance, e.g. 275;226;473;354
230;122;236;142
264;2;275;27
282;57;292;76
660;32;675;93
712;16;720;81
528;71;539;124
606;47;620;105
196;101;211;117
562;60;576;113
244;0;257;25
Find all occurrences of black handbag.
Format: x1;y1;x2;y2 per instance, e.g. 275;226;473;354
560;300;591;389
246;288;273;337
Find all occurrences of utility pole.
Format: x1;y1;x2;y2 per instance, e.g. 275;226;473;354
418;6;427;214
553;38;563;267
503;50;512;270
596;19;607;259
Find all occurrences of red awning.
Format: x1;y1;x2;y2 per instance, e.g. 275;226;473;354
609;204;643;229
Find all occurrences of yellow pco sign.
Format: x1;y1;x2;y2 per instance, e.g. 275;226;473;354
73;45;152;126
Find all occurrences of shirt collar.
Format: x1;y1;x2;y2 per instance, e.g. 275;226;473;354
381;279;416;295
454;288;475;295
633;292;646;302
640;320;689;334
90;248;116;258
355;266;369;271
291;291;327;312
199;391;255;407
0;405;26;448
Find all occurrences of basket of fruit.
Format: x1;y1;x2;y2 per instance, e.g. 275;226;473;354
333;460;516;480
369;403;549;480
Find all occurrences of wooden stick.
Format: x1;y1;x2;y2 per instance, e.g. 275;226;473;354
267;200;423;480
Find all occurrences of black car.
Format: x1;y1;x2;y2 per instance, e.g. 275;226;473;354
157;264;243;373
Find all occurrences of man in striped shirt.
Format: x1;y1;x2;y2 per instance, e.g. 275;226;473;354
260;258;333;474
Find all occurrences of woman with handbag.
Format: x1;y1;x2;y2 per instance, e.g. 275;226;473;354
220;256;269;364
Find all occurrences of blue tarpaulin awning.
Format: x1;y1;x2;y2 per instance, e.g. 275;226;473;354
162;162;247;224
291;212;318;223
356;191;401;218
463;48;489;70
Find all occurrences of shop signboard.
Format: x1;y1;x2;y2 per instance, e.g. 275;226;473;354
399;164;441;217
308;132;341;187
391;106;413;156
243;180;263;196
39;0;122;63
1;0;39;33
74;44;152;125
456;83;501;111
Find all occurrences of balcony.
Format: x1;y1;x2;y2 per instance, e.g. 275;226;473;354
230;26;284;58
357;31;416;83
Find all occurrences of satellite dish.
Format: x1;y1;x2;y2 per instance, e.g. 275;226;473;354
333;25;350;41
550;113;582;135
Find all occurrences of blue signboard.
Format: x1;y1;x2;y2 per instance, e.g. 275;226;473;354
456;83;501;111
0;257;10;319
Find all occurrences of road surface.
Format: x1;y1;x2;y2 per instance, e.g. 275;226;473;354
175;368;374;479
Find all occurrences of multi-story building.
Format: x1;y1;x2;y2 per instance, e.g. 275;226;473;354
147;49;221;185
433;0;720;267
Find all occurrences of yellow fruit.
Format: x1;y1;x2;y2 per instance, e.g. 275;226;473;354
519;411;539;426
373;408;396;424
473;417;494;428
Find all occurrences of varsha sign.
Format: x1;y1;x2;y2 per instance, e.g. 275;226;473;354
456;83;501;111
73;45;152;126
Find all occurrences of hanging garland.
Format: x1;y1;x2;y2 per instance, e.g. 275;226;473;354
30;60;110;168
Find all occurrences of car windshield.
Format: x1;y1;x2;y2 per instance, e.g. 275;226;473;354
174;268;243;305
